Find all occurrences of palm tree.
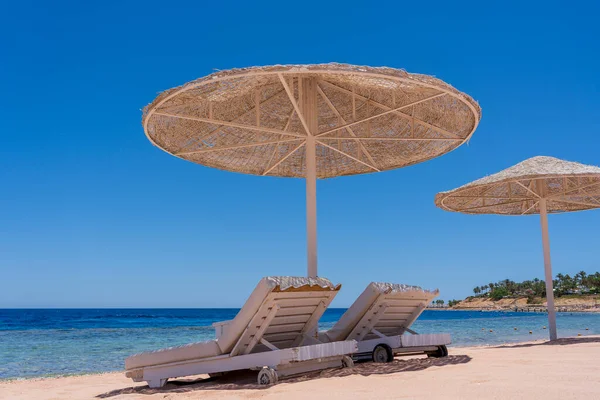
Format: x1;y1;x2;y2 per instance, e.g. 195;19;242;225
589;273;600;293
473;287;481;295
565;274;574;289
576;271;587;288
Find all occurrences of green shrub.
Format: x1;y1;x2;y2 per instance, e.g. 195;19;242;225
490;286;509;300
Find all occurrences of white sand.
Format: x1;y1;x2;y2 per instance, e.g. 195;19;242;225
2;337;599;400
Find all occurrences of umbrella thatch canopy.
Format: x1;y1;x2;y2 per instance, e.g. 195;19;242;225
435;156;600;341
143;63;481;178
143;63;481;277
435;156;600;215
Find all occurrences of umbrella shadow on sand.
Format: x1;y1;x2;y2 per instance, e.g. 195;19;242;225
96;355;471;398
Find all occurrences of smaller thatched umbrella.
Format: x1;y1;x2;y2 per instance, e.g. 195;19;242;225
435;156;600;340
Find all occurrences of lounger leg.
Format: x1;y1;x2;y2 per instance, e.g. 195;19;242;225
147;378;168;388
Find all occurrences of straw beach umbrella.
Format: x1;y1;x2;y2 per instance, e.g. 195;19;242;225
435;156;600;340
143;63;481;278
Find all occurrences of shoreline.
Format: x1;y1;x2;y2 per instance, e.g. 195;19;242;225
0;336;594;383
2;335;599;400
4;310;599;382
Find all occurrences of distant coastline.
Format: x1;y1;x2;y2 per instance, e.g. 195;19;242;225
433;295;600;313
435;272;600;313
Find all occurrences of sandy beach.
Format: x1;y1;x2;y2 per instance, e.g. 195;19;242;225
2;336;599;400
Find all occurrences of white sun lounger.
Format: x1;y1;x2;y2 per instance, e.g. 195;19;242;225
125;277;358;388
319;282;451;362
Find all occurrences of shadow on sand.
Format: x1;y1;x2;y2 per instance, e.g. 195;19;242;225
490;335;600;349
96;355;471;398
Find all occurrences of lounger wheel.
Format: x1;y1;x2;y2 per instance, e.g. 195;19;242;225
341;355;354;368
441;345;449;357
372;344;394;363
427;345;448;358
257;367;278;385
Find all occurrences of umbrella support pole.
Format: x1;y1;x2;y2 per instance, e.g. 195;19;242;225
539;198;557;341
306;137;317;278
302;77;319;278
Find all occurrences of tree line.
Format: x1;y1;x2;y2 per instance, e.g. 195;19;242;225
471;271;600;301
431;299;461;307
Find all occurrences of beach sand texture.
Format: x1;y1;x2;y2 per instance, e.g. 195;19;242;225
2;336;599;400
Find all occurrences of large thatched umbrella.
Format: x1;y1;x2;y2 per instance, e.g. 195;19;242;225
435;156;600;340
143;63;481;278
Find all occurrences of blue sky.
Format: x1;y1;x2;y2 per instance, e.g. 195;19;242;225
1;1;599;308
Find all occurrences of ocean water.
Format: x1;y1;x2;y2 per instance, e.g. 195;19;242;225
1;309;599;380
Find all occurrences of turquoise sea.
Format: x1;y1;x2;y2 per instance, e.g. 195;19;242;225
1;309;599;380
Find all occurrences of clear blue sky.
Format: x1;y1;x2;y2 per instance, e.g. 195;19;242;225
1;1;599;308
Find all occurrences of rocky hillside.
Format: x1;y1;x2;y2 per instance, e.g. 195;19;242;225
452;295;600;311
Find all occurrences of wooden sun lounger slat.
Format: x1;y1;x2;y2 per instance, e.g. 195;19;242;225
383;302;426;311
379;314;412;320
270;314;312;326
275;298;325;308
371;326;401;333
379;306;419;314
377;315;412;322
271;292;337;299
276;306;317;316
383;298;431;307
264;323;306;335
263;331;303;342
377;320;411;327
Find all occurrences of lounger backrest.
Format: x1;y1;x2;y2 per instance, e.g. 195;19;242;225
217;276;341;355
324;282;438;342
